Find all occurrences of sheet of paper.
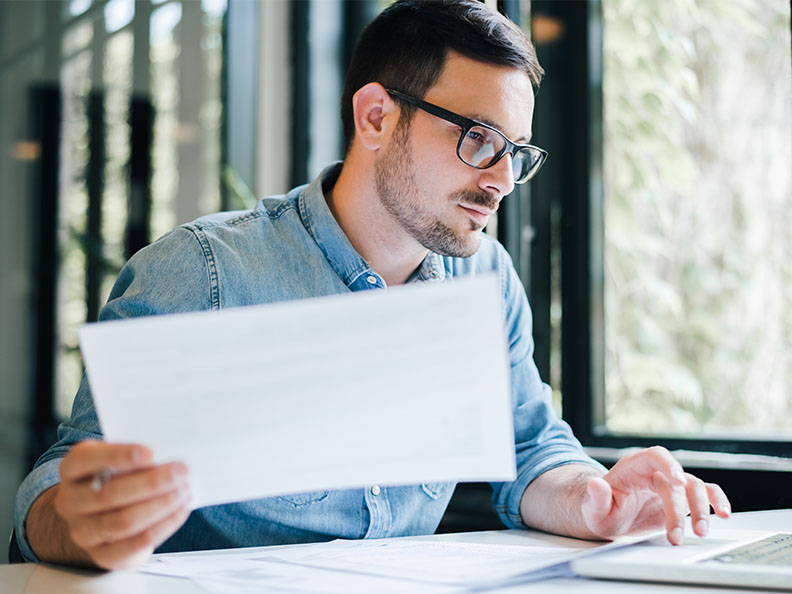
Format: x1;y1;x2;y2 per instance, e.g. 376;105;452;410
141;532;656;593
145;553;457;594
247;535;654;587
79;274;515;509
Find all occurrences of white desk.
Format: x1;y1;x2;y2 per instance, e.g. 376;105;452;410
2;509;789;593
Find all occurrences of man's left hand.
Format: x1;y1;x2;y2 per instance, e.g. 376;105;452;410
581;446;731;545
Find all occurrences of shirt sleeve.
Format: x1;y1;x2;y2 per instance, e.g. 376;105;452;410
490;248;605;530
13;227;212;562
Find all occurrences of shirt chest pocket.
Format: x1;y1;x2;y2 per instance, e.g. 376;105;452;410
273;490;331;508
421;481;455;500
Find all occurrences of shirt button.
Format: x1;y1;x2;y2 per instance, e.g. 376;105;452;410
366;275;377;285
370;485;381;496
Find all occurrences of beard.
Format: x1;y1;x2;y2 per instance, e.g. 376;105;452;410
374;119;498;258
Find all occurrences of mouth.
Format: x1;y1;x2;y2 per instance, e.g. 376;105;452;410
459;204;493;226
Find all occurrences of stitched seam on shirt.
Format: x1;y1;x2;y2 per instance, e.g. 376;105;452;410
347;266;379;287
192;202;295;231
299;188;315;236
300;189;370;288
499;246;508;299
182;225;221;310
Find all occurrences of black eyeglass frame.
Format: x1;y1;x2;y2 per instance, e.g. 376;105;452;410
386;88;548;184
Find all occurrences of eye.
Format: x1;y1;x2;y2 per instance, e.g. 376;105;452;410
465;129;485;143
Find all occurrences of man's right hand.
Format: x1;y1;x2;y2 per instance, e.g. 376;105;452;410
27;440;191;570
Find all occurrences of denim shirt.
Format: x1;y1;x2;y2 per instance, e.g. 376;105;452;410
14;163;601;561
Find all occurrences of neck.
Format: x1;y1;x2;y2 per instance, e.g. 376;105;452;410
328;161;428;286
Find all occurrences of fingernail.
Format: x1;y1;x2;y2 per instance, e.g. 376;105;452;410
672;470;686;484
695;519;709;536
670;527;684;545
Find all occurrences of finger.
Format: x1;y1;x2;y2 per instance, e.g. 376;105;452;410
684;474;711;537
582;476;627;538
582;477;613;523
89;504;193;571
62;462;189;515
706;482;732;519
73;486;191;549
651;470;688;545
59;441;153;482
607;446;686;489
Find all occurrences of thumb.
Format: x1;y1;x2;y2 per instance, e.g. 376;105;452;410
582;476;613;523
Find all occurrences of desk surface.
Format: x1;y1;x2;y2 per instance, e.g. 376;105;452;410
2;509;790;593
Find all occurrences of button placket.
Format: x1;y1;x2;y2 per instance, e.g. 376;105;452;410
363;485;391;539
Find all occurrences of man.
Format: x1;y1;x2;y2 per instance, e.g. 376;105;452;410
15;0;730;571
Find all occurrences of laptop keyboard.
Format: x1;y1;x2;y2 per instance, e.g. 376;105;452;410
706;534;792;566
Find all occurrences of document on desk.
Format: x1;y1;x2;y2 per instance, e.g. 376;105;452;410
142;532;656;593
79;274;515;509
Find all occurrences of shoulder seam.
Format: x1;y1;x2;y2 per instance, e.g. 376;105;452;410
179;225;221;310
191;201;295;231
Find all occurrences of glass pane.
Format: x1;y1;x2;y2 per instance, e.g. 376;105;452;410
104;0;134;33
68;0;93;18
62;19;92;57
150;2;183;237
56;49;92;420
602;0;792;438
101;30;133;297
49;1;226;420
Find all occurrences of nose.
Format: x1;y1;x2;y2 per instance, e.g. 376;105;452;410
477;152;516;198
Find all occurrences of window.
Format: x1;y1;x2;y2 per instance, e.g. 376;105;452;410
52;0;227;422
602;0;792;440
529;0;792;463
0;0;226;465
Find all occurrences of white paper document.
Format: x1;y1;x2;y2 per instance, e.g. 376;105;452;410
79;274;515;509
142;531;656;593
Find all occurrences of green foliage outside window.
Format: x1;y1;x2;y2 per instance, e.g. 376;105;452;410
602;0;792;436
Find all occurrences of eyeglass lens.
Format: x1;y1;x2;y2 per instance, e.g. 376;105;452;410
459;125;540;182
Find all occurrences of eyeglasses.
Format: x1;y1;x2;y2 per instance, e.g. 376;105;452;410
386;89;547;184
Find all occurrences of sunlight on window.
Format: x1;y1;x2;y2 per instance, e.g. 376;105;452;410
104;0;134;34
56;51;92;419
150;2;182;238
150;2;182;45
52;2;226;420
201;0;227;20
69;0;92;18
602;0;792;438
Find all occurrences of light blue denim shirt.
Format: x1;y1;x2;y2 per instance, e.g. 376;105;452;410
15;163;602;561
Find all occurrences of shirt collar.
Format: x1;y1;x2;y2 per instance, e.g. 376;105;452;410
299;162;447;289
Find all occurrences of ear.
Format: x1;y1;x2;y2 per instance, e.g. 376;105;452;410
351;82;399;152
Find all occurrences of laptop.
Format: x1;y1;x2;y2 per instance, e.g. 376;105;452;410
571;528;792;591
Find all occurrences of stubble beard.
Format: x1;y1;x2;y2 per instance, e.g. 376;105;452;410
374;120;494;258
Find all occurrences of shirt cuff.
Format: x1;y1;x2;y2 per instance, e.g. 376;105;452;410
14;458;63;563
498;454;606;530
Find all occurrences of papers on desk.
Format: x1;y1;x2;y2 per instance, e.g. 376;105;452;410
142;532;655;593
79;274;515;509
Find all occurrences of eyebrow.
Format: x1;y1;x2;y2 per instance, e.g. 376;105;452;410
466;112;531;144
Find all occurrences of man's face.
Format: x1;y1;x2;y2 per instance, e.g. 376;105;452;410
374;52;536;258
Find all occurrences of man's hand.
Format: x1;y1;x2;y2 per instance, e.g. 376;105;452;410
28;440;192;570
581;446;731;545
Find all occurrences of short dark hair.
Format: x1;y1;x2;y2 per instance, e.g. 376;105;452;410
340;0;544;155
